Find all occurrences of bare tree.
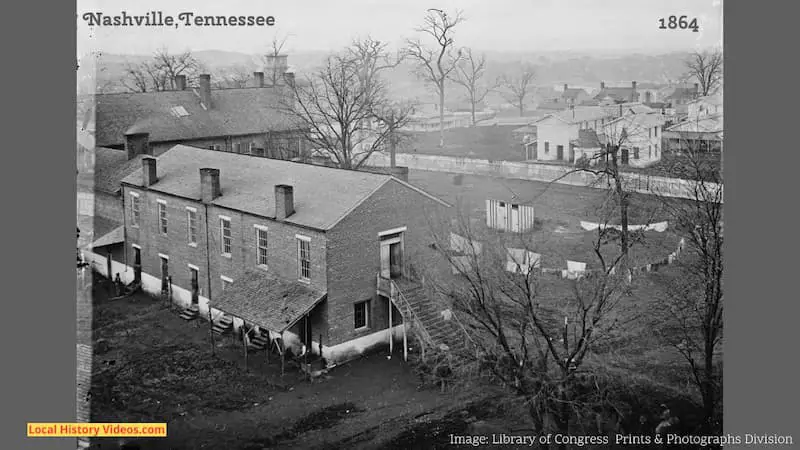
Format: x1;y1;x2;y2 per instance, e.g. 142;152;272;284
685;49;723;96
423;208;634;441
450;48;496;126
152;47;203;90
281;51;413;170
121;62;151;93
405;9;465;148
213;65;254;89
652;130;723;434
499;63;536;117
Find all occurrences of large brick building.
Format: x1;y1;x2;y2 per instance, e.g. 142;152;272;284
118;145;451;365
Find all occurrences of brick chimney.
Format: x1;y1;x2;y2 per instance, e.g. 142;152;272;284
142;156;157;187
389;166;409;182
600;81;605;89
124;132;150;160
254;72;265;88
283;72;296;89
200;168;221;203
175;75;186;91
198;74;212;109
274;184;294;220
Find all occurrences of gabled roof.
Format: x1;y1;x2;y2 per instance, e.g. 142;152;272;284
536;105;621;125
666;113;723;134
594;87;638;102
688;93;723;107
94;87;295;147
120;145;450;231
94;147;144;195
562;88;587;100
212;269;326;333
571;129;602;149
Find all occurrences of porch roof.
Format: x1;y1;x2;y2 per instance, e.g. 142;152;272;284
90;225;125;249
211;270;326;333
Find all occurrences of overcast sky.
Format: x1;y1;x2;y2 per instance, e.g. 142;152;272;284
77;0;722;56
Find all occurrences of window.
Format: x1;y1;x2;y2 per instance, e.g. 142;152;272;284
297;236;311;281
633;147;640;159
233;143;241;153
655;126;659;137
186;207;197;246
649;128;652;138
221;276;233;293
130;192;140;227
655;144;659;158
220;217;232;256
255;226;268;267
249;142;257;154
544;141;550;154
208;144;222;151
157;200;167;234
354;300;370;329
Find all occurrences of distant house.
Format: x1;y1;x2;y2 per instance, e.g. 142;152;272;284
662;83;701;117
527;103;644;162
687;93;723;119
664;113;723;153
593;81;641;105
95;67;306;160
600;113;668;167
560;84;591;106
512;125;538;160
117;145;452;366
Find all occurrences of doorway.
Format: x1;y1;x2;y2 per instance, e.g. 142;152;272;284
133;246;142;284
380;231;404;280
190;267;199;305
160;256;169;293
557;145;564;160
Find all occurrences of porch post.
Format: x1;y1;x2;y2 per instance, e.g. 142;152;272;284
280;331;285;377
388;289;393;356
403;318;408;362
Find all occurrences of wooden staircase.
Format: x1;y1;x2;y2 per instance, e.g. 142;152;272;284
211;315;234;335
179;304;199;321
247;329;271;352
380;275;466;358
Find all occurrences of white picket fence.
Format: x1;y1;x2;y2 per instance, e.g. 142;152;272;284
367;153;723;202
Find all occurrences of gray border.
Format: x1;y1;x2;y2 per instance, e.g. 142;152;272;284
724;1;799;446
5;0;77;449
4;1;798;448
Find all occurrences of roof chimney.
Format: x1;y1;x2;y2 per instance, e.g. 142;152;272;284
142;156;157;187
254;72;265;88
200;168;221;203
563;83;568;91
600;81;605;89
175;75;186;91
275;184;294;220
124;132;150;160
631;81;637;90
198;74;212;109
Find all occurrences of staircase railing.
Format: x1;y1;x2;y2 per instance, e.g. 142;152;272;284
378;274;435;354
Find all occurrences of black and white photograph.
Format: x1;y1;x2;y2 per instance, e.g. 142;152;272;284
75;0;728;448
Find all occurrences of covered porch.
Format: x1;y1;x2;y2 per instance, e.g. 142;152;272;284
211;270;327;375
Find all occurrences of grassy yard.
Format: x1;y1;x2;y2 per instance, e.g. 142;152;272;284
408;169;680;269
404;126;525;161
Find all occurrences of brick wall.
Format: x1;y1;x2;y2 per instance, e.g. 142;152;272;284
325;179;451;346
120;183;329;340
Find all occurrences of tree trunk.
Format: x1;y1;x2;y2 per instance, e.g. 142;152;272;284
471;101;476;127
609;144;630;267
439;89;446;148
702;338;717;432
518;100;524;117
390;135;396;168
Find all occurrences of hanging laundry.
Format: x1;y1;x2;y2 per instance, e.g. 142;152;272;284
440;309;453;321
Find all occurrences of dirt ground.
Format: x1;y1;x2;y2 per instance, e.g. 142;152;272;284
88;282;509;450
